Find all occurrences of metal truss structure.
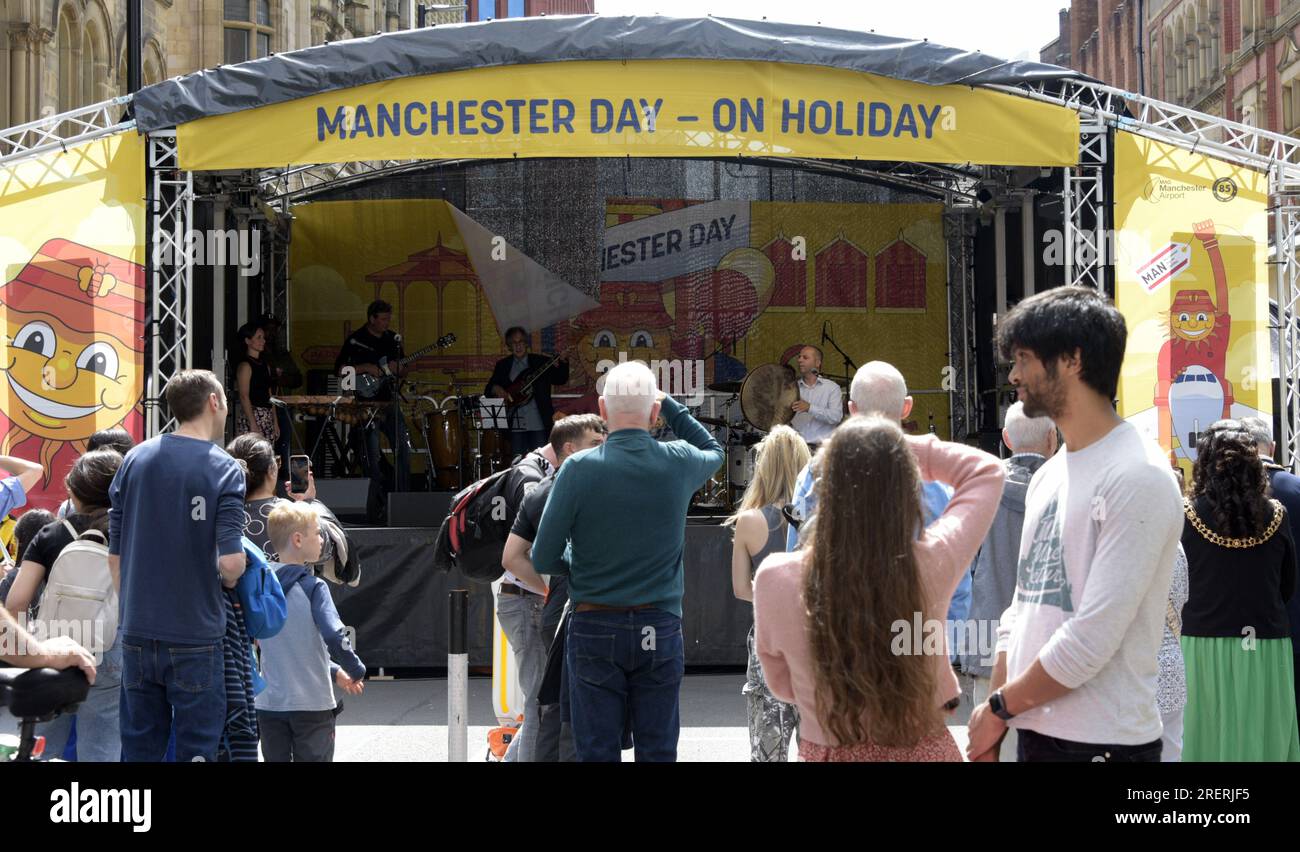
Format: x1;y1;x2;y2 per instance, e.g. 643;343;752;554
6;73;1300;449
1273;172;1300;464
946;209;978;441
146;132;195;435
0;97;133;166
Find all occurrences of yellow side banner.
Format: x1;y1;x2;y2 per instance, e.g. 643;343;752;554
176;59;1080;170
0;132;147;513
1114;130;1271;479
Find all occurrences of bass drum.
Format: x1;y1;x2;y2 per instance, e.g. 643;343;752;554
728;444;756;489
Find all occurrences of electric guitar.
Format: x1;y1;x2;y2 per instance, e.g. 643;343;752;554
502;352;564;408
354;333;456;398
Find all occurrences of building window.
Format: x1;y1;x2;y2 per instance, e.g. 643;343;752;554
224;0;273;64
1286;82;1300;133
507;0;524;16
474;0;494;20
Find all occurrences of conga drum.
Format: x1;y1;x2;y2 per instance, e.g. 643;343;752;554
479;428;511;474
427;398;465;490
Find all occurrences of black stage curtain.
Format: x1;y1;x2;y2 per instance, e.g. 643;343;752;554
328;524;750;669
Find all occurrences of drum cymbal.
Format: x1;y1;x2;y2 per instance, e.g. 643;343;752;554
740;363;799;432
697;416;729;428
708;380;743;393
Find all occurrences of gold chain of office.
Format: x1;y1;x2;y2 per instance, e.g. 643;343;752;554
1183;498;1284;549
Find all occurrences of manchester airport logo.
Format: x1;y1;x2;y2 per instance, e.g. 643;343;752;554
1140;176;1207;204
1213;176;1238;202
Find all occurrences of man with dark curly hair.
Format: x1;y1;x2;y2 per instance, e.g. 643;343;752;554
966;286;1184;762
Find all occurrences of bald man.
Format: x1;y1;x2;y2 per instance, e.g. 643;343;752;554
789;344;844;448
959;401;1058;759
529;361;723;762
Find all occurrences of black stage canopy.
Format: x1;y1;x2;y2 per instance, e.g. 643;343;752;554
132;14;1088;133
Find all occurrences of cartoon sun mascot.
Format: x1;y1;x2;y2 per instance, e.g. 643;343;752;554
0;239;145;510
1155;219;1232;464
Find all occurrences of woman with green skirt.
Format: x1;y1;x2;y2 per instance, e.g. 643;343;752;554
1180;421;1300;761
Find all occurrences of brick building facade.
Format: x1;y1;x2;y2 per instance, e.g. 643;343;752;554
1043;1;1300;135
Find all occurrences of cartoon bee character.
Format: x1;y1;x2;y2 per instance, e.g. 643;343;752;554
0;239;144;505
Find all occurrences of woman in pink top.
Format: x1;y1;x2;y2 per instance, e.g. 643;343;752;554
753;416;1004;761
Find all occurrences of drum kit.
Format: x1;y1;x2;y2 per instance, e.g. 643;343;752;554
418;391;514;489
282;360;850;502
688;362;848;513
280;368;516;491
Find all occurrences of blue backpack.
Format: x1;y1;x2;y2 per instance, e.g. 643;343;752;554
237;538;287;640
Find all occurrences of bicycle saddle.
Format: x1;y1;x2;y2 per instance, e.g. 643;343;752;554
0;668;89;720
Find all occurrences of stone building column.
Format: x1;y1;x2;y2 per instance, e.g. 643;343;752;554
8;26;32;126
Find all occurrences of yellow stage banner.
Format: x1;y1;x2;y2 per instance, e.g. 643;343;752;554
177;59;1079;170
1114;130;1271;478
0;132;147;514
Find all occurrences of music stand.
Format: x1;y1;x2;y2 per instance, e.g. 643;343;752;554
477;397;510;430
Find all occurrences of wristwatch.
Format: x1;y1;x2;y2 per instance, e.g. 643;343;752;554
988;688;1016;721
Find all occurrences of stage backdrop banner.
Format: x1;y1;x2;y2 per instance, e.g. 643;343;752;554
1114;130;1271;479
176;59;1079;170
290;197;952;445
0;133;147;515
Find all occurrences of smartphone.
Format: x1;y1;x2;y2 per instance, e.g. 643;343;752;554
289;455;311;494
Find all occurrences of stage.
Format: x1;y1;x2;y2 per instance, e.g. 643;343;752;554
330;521;750;669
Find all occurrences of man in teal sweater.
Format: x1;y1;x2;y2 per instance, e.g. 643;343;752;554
530;360;723;761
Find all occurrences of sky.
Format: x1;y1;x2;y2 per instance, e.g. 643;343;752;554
592;0;1064;63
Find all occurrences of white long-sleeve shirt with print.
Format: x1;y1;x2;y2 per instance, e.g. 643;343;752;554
996;421;1183;746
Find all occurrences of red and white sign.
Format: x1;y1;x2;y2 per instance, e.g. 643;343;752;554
1136;242;1190;292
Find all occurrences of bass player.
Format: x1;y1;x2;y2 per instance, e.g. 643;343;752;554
486;326;570;459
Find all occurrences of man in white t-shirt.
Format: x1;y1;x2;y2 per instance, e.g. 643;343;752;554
966;286;1183;762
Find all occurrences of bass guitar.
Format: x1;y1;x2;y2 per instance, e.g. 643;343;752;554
354;333;456;398
502;352;564;408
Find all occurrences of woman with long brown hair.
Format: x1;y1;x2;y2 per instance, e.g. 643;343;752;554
753;416;1003;761
1180;420;1299;761
726;424;810;762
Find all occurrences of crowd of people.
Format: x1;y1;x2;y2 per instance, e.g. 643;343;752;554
491;285;1299;762
3;284;1299;762
0;370;362;762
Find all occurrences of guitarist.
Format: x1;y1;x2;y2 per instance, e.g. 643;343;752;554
486;327;570;459
334;300;409;518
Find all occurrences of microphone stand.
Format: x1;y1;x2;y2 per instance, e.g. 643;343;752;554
822;325;857;379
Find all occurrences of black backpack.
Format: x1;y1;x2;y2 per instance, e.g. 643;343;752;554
433;458;545;583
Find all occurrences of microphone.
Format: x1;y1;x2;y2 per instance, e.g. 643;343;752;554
821;321;828;344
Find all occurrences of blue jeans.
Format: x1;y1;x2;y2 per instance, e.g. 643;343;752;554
120;635;226;762
496;589;547;762
39;635;123;762
566;608;684;762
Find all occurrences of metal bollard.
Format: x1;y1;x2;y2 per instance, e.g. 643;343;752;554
447;588;468;762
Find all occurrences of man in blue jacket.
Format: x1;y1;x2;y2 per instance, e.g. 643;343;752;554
530;361;723;761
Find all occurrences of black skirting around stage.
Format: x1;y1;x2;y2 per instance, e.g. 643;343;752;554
327;524;752;669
